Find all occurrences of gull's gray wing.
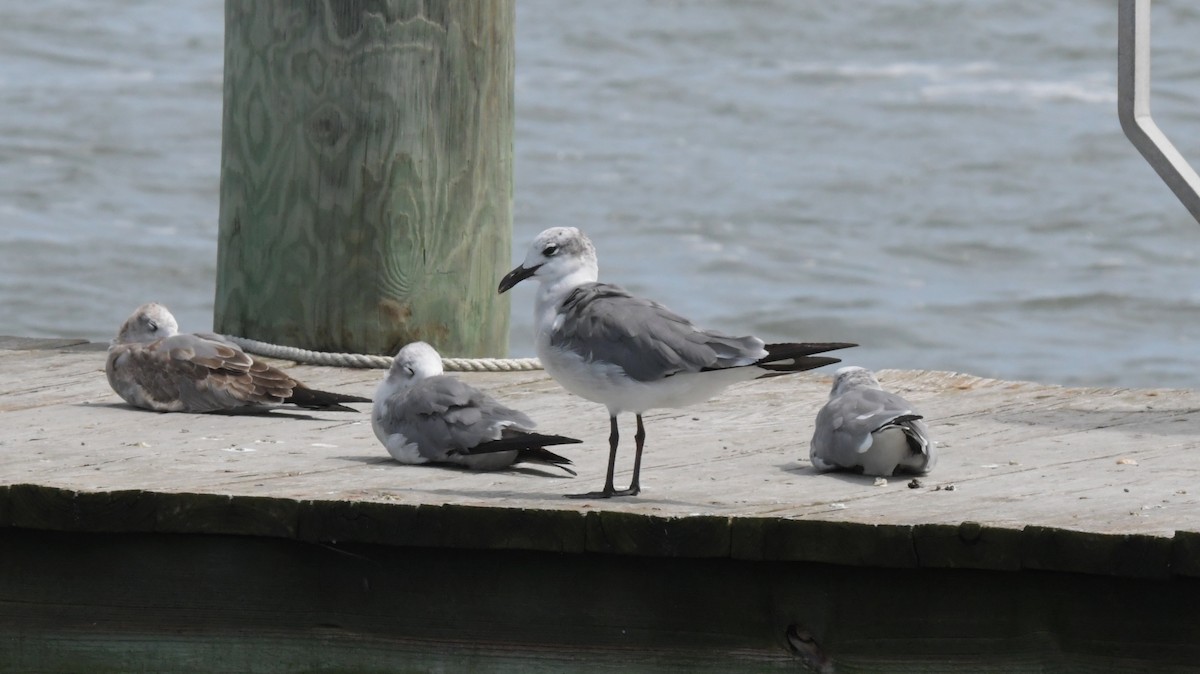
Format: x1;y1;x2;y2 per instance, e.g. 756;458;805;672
381;375;535;462
192;331;239;346
810;387;927;470
550;282;764;382
106;333;296;412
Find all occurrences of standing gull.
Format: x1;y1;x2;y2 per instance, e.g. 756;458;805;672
498;226;856;498
106;303;370;413
372;341;579;474
810;366;934;477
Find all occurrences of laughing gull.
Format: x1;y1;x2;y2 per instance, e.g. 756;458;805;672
497;226;856;498
810;366;934;477
106;303;370;413
372;341;580;474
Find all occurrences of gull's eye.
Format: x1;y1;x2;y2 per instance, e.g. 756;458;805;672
542;244;558;257
404;366;415;377
147;320;158;331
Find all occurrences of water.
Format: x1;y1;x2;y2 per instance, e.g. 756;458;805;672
2;0;1199;389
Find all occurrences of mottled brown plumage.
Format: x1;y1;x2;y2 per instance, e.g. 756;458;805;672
106;303;370;413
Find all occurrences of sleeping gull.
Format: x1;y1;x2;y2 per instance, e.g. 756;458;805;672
106;303;370;413
810;366;934;477
372;341;579;474
497;226;856;498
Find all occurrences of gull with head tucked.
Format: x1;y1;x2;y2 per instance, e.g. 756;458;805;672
106;303;370;413
810;366;934;477
498;226;856;498
372;341;579;474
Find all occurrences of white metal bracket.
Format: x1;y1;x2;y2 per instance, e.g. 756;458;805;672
1118;0;1200;225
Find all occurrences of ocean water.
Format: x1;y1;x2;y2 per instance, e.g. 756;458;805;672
2;0;1200;389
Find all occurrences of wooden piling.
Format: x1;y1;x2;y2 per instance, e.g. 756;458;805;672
214;1;514;357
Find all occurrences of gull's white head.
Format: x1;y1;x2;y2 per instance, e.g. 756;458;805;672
497;227;599;294
387;341;445;386
829;366;882;398
113;303;180;345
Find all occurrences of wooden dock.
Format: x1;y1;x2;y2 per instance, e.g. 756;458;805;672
2;337;1199;672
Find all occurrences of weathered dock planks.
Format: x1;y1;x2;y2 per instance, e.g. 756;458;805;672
3;337;1197;552
2;336;1200;670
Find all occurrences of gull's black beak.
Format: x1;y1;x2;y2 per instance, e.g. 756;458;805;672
498;264;540;294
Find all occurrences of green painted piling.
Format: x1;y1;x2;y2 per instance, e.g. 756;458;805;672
214;1;514;357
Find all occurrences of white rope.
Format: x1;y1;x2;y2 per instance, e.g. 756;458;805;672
224;335;543;372
440;357;544;372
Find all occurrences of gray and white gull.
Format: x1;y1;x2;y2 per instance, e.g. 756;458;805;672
809;366;934;477
372;341;579;474
498;226;856;498
106;303;370;413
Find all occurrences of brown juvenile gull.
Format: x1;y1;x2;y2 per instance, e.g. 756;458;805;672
809;366;934;477
106;303;370;413
372;341;579;474
497;226;856;498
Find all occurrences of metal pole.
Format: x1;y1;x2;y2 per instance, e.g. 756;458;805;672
1118;0;1200;226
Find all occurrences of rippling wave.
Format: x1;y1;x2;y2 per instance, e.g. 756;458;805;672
3;0;1200;389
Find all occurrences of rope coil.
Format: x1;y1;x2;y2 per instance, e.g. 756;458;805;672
224;336;543;372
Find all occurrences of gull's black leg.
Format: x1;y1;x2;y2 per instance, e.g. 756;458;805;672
567;415;626;499
602;415;620;493
624;414;646;496
567;414;642;499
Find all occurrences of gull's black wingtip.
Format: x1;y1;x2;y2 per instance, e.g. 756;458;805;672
521;446;577;476
287;387;372;411
530;433;584;446
763;342;857;358
757;355;843;375
467;432;584;455
757;342;856;371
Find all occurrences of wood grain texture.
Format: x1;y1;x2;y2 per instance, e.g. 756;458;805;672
6;340;1200;668
3;340;1200;582
215;1;514;357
